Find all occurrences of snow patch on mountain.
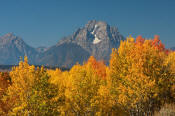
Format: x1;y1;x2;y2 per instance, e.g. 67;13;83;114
93;34;101;44
91;24;98;35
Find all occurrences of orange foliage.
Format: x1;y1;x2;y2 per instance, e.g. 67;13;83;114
0;72;11;95
0;72;11;114
86;56;107;79
152;35;165;51
136;35;145;45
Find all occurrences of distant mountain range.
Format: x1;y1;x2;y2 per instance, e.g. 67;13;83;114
170;47;175;51
0;20;125;67
0;33;38;65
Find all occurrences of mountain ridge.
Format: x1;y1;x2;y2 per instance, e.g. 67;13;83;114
0;33;38;65
0;20;125;67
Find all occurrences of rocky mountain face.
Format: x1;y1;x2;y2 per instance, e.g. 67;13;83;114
0;20;125;67
170;47;175;51
37;20;125;67
37;43;90;67
36;46;48;53
0;33;38;65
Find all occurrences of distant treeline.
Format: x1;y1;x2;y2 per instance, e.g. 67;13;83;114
0;65;69;71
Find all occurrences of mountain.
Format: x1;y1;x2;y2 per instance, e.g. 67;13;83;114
0;33;38;65
0;20;125;67
37;43;90;67
38;20;125;67
36;46;48;53
170;47;175;51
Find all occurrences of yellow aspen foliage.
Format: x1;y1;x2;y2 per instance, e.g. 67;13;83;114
0;35;174;115
26;67;59;116
109;35;172;115
6;56;36;115
3;56;59;115
48;68;70;114
63;63;101;115
164;52;175;100
48;56;127;115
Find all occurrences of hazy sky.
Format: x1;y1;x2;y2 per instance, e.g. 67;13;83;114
0;0;174;48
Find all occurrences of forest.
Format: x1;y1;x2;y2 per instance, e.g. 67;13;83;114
0;35;174;116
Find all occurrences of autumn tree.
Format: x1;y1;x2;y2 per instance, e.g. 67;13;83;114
48;56;128;115
0;72;11;115
60;57;103;115
164;52;175;102
4;57;59;115
109;35;172;115
26;67;59;116
0;35;174;116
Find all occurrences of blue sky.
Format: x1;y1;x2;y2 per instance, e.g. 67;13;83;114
0;0;174;48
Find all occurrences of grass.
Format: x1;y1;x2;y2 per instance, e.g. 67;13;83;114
154;103;175;116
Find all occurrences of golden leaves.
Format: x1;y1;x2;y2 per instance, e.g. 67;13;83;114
109;35;174;114
1;35;175;115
